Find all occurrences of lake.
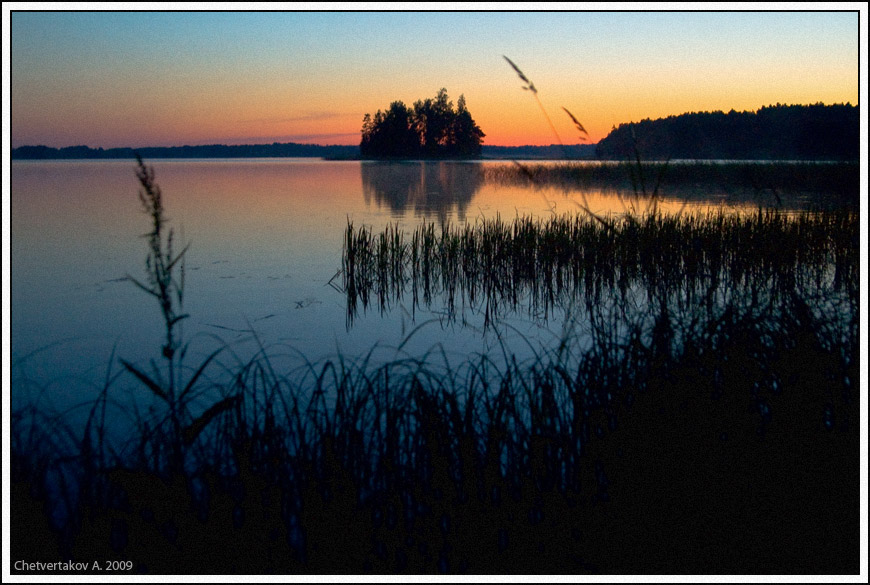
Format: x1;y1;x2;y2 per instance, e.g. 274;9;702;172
6;158;839;416
9;158;860;574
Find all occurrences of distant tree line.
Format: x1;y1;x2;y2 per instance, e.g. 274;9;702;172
11;142;597;161
11;142;359;160
482;144;597;160
595;103;859;161
360;89;485;159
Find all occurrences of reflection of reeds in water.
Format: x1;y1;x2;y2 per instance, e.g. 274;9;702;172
343;209;858;328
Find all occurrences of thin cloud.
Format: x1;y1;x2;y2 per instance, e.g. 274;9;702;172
209;132;361;145
272;132;359;142
240;112;356;125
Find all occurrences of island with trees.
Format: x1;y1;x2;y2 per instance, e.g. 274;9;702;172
360;88;485;159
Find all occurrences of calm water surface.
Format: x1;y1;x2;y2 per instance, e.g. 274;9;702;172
8;158;784;413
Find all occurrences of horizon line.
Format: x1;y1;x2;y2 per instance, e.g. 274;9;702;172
11;141;598;151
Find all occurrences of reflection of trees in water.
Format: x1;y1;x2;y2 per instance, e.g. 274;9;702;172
483;161;859;210
361;162;485;222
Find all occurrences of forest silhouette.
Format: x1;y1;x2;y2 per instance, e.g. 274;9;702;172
595;103;859;160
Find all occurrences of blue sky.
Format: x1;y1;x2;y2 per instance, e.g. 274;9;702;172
7;7;862;147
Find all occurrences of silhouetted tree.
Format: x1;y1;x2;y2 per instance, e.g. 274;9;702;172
360;101;420;158
360;89;485;159
451;94;486;158
414;88;454;157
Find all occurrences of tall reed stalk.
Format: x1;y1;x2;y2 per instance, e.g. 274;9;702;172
504;55;672;219
121;155;234;472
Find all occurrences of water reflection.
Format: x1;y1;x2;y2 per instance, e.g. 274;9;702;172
359;160;858;223
11;159;858;414
361;161;485;221
482;160;859;212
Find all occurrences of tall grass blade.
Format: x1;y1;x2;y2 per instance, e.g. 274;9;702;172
503;55;537;93
178;346;225;403
182;394;242;446
120;359;170;404
562;107;588;140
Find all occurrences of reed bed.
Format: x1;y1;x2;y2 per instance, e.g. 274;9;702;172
12;272;859;573
343;209;858;329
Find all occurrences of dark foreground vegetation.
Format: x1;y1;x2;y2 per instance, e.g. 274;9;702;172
10;161;860;575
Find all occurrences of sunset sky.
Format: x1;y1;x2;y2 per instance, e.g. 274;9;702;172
7;7;861;148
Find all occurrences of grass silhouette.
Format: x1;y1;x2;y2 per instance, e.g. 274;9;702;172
120;155;236;473
342;208;858;329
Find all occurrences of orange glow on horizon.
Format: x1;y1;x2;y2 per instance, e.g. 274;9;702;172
11;12;859;151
